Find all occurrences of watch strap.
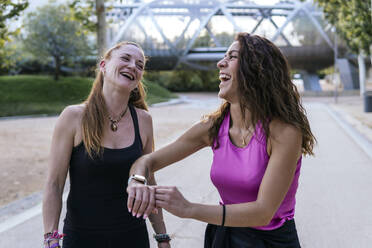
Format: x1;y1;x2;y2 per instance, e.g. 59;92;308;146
153;233;171;243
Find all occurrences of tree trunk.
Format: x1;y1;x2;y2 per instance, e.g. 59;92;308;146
358;53;366;96
54;56;60;81
96;0;107;57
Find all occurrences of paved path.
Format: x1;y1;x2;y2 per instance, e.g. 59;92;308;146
0;94;371;248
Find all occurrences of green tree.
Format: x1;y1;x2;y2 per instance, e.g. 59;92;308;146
315;0;371;55
0;0;28;71
69;0;107;56
23;4;91;80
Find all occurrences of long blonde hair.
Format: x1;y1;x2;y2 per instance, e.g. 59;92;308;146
81;41;148;158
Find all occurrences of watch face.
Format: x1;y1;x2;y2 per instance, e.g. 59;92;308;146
134;175;146;181
131;175;147;185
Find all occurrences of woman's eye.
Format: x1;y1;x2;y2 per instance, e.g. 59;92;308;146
137;64;144;70
229;55;238;60
121;57;129;61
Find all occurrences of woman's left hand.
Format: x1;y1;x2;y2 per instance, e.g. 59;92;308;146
158;242;171;248
155;186;192;218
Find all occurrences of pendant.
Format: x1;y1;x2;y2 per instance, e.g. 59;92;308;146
242;138;246;146
110;122;118;132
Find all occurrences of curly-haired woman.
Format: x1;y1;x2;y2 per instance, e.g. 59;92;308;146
127;33;316;247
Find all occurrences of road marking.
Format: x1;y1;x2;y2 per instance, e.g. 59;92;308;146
0;193;68;233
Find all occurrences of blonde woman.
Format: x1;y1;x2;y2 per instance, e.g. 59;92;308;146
42;42;170;248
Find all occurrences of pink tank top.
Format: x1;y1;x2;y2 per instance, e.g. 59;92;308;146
210;111;302;230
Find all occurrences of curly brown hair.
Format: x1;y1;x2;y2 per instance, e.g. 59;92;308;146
205;33;316;156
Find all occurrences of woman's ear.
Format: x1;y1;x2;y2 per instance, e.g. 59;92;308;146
99;60;106;75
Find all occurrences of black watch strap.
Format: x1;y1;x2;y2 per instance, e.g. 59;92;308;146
153;233;171;243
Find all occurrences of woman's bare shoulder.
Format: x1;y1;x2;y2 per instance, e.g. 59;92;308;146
60;104;85;121
134;107;152;123
269;119;302;145
56;104;85;130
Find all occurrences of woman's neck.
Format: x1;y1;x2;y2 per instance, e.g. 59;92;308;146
229;102;252;129
102;81;130;118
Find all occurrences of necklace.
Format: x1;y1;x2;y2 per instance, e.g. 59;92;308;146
108;105;129;132
241;126;253;146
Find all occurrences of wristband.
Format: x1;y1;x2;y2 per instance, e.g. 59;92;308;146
153;233;171;243
44;230;65;248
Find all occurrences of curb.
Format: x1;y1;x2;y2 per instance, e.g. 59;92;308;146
322;104;372;160
0;185;69;234
150;96;187;107
0;114;56;121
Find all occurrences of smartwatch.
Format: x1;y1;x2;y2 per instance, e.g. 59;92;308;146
128;174;147;185
153;233;171;243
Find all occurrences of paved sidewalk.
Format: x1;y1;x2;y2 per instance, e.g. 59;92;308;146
0;94;371;247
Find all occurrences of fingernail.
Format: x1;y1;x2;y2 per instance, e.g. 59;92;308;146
143;214;147;219
128;208;132;213
136;213;141;218
132;212;136;217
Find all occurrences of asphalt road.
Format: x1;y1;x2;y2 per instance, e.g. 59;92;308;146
0;94;371;248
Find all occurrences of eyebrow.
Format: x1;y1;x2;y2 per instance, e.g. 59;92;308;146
228;50;239;54
225;50;239;56
120;53;144;64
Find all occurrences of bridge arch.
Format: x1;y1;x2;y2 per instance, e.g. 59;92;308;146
106;0;356;90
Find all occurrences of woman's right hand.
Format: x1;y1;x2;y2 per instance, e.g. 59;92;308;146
127;181;157;219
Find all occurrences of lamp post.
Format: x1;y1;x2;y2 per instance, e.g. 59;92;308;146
332;26;338;103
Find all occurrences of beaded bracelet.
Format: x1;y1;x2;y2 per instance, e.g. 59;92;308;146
44;230;65;248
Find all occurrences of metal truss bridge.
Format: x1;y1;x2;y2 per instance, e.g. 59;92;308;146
106;0;358;91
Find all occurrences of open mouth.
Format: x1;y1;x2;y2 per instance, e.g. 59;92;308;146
120;71;135;80
219;73;231;82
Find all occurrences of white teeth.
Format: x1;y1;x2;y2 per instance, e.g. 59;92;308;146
120;72;134;80
219;73;231;80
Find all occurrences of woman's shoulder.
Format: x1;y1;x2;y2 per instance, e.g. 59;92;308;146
60;104;85;120
133;106;152;123
52;104;85;140
269;119;301;141
56;104;85;129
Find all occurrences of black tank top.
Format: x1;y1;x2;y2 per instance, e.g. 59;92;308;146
64;105;146;232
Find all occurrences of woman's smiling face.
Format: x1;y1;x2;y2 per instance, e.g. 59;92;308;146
102;44;145;92
217;41;240;103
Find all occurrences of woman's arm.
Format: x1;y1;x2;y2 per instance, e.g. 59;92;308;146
127;119;212;219
135;110;170;248
155;120;302;227
42;106;80;245
148;174;170;248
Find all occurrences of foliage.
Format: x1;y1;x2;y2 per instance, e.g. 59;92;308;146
0;0;28;70
315;0;372;55
0;75;176;117
23;4;92;80
69;0;96;33
144;68;219;92
69;0;114;55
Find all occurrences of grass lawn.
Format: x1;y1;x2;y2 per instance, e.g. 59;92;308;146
0;75;176;117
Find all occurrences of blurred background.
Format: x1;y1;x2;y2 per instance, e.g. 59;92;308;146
1;0;371;118
0;1;371;247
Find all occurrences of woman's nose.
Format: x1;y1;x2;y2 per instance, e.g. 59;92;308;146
127;60;136;70
217;58;226;69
